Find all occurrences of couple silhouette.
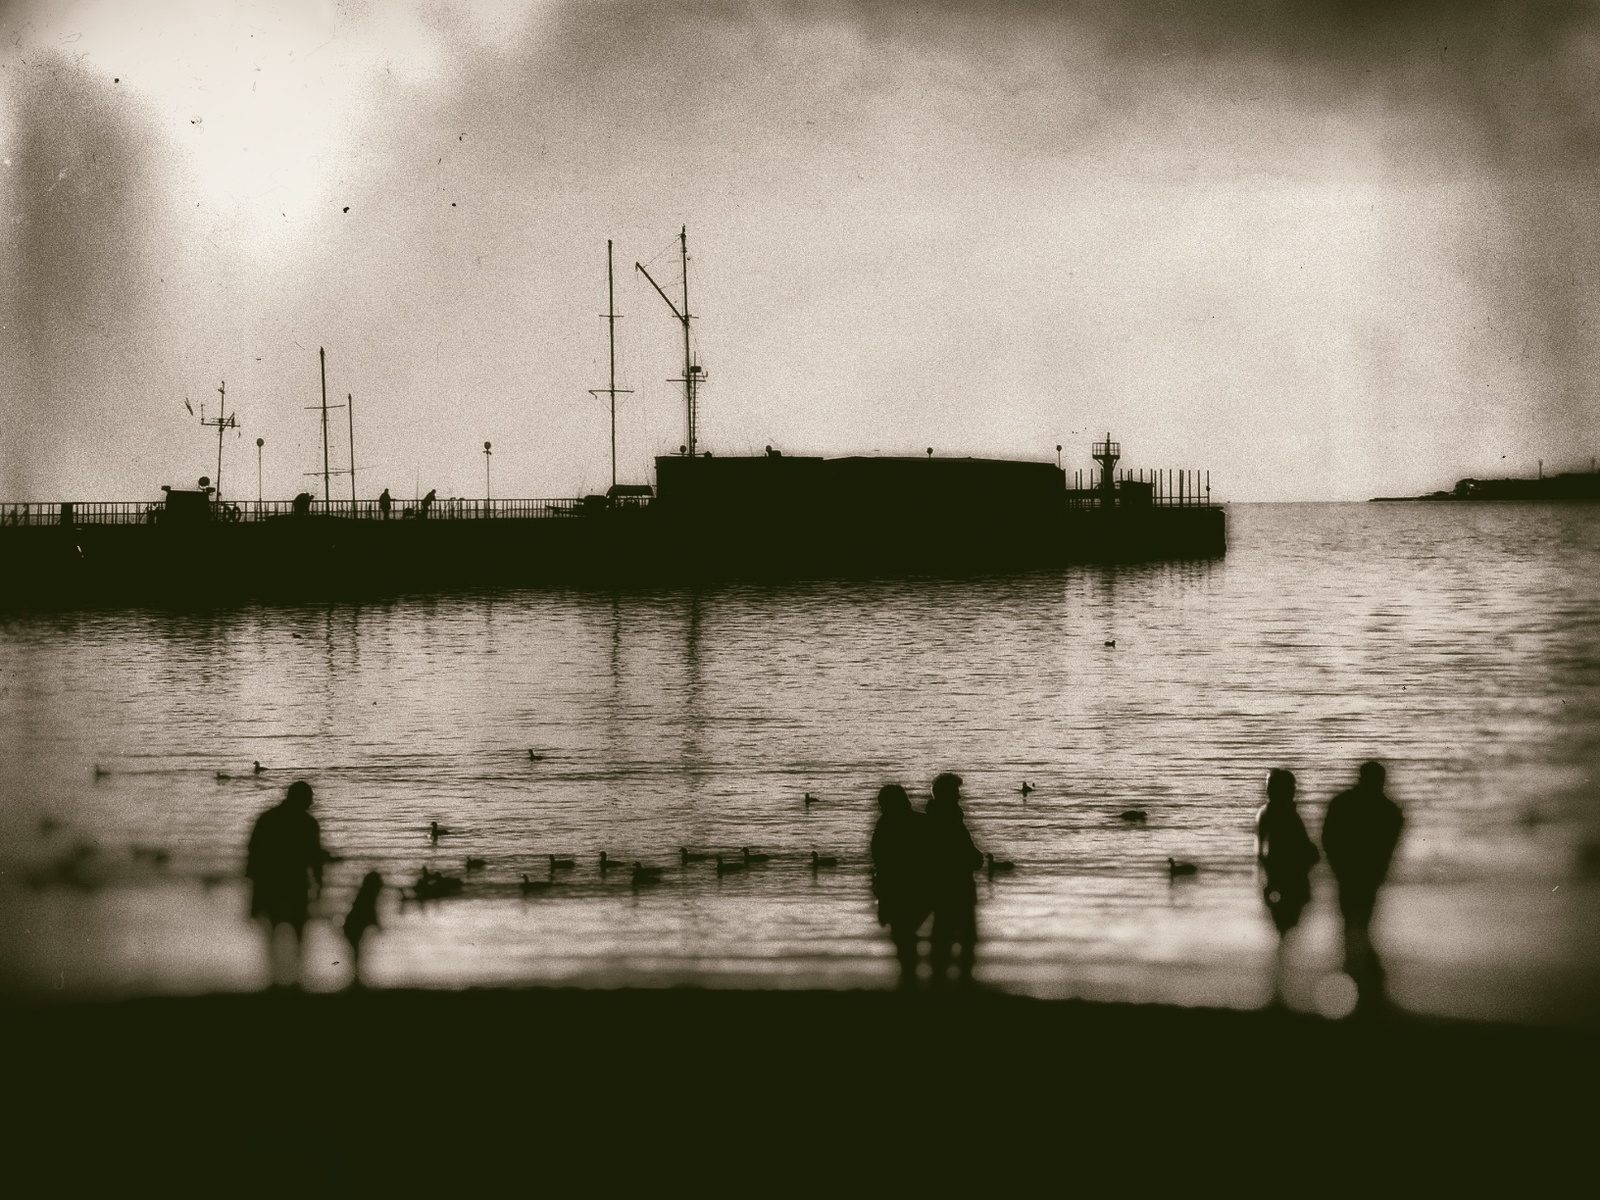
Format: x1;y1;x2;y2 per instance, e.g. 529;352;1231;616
871;772;983;988
1256;761;1403;1012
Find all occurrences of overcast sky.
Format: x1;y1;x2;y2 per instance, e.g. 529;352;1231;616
3;0;1598;502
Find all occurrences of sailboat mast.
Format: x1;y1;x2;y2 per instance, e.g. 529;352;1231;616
680;226;695;457
607;240;617;490
319;347;331;504
347;393;357;506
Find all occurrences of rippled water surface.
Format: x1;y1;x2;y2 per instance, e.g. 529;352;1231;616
3;503;1597;1021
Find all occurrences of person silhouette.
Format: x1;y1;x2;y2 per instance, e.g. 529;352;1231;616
1322;760;1403;1012
924;772;983;987
245;780;327;989
419;488;437;519
342;871;383;988
1255;768;1320;1004
292;491;313;518
870;784;930;988
377;488;391;520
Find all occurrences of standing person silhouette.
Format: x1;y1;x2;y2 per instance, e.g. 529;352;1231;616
342;871;383;988
419;488;437;519
377;488;391;520
245;780;327;989
1256;768;1320;1004
870;784;930;988
1322;760;1403;1012
925;772;983;987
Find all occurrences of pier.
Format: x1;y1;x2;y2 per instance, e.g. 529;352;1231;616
0;439;1224;607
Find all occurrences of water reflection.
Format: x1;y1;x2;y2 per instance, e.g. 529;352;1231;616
0;503;1596;1021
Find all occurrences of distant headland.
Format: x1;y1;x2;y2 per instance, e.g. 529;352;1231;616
1372;466;1600;503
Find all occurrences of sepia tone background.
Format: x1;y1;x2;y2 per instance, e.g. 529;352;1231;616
4;0;1599;504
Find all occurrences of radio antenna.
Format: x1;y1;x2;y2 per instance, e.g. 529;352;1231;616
199;380;238;499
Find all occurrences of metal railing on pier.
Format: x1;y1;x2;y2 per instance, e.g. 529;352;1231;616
1064;468;1216;511
0;497;605;527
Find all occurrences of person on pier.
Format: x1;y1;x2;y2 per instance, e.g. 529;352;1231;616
925;772;983;987
870;784;930;988
1322;760;1403;1013
1255;768;1319;1005
245;780;328;989
378;488;391;520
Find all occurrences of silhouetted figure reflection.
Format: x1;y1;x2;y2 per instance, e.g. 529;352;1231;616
871;784;929;988
245;780;327;989
342;871;383;988
1255;768;1319;1004
1323;760;1403;1013
925;772;982;987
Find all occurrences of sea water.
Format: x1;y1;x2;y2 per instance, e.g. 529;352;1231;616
2;502;1596;1022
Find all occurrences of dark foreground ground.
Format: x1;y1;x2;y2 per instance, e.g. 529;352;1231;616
7;987;1596;1185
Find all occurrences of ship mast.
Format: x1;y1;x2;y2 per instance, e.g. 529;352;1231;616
303;347;344;509
589;240;632;489
200;380;237;499
320;348;331;502
636;226;704;457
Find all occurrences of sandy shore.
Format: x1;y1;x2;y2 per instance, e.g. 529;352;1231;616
8;985;1597;1180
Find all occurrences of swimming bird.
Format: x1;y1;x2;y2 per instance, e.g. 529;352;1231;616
680;847;712;865
803;792;817;808
811;851;838;870
215;771;232;781
429;821;452;841
521;874;552;895
986;853;1016;879
632;863;666;886
528;750;545;762
465;857;487;871
742;847;770;865
1168;857;1198;878
414;868;464;899
548;854;576;871
1105;639;1115;647
715;855;746;877
600;851;627;874
1118;810;1148;823
93;765;109;780
253;761;265;775
1019;782;1034;797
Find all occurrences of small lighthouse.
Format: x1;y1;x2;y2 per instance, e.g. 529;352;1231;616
1092;434;1121;507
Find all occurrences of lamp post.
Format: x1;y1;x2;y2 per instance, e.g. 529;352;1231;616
483;441;492;515
256;437;264;510
1056;443;1062;470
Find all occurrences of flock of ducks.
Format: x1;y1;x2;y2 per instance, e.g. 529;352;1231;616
412;839;843;901
84;754;1205;896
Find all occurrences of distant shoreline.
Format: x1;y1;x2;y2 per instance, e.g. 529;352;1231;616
1372;470;1600;503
